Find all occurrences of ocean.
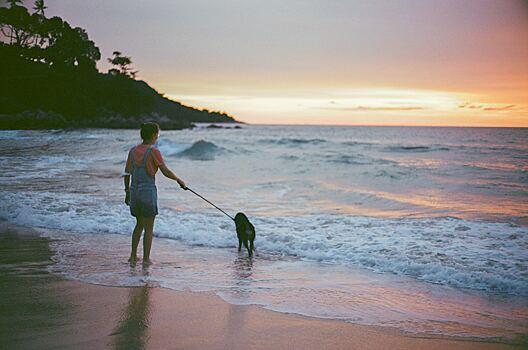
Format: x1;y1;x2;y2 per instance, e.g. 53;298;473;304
0;125;527;341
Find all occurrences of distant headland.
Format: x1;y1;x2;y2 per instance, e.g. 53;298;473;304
0;1;238;130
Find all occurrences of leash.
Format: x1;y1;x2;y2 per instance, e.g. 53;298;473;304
185;187;235;221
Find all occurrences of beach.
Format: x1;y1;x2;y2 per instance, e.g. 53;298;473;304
2;0;528;347
2;221;524;350
1;126;527;347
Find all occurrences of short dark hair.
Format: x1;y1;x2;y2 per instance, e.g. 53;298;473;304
140;122;160;141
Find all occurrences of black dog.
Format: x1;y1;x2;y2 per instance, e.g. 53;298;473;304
234;212;255;256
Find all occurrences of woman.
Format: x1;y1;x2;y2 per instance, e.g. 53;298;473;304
123;122;187;265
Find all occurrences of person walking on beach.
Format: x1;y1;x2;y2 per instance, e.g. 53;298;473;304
123;122;187;265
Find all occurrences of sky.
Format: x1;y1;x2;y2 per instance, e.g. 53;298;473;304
39;0;528;126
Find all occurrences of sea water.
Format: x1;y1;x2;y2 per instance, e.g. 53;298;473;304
0;125;527;341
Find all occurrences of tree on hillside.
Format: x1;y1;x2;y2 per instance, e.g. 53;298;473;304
108;51;138;78
0;1;100;70
43;24;100;70
0;4;37;46
1;0;24;44
7;0;24;8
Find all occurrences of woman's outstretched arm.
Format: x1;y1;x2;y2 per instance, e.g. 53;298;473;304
159;164;187;189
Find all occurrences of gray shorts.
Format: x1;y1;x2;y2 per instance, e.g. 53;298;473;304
130;186;158;217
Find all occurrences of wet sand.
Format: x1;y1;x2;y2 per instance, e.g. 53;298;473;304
0;222;524;350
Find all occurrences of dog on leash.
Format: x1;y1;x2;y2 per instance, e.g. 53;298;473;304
234;212;255;256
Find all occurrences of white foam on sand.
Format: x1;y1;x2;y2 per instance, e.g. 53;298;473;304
1;190;527;296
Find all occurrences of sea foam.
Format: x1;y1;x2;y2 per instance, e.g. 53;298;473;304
1;190;526;296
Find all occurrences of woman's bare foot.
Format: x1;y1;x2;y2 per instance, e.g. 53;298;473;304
128;255;137;265
142;259;152;267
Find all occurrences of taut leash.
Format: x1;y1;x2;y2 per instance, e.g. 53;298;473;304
185;187;235;221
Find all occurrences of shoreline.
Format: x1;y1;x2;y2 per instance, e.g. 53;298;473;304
2;124;528;131
1;221;524;349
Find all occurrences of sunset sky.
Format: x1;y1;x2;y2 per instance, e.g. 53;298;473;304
45;0;528;126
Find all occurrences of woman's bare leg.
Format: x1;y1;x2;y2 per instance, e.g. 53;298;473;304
129;217;144;262
142;216;155;264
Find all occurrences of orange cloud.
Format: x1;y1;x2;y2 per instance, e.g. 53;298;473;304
483;105;516;111
458;102;517;112
322;106;424;111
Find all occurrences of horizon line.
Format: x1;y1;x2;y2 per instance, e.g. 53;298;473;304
213;121;528;128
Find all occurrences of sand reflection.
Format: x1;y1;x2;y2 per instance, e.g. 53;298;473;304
111;285;152;350
225;254;254;348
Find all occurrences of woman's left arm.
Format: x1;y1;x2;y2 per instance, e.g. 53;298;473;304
123;151;132;205
123;175;131;205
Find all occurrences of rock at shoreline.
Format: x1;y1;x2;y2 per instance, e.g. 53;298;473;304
0;110;195;130
205;124;243;130
206;124;223;129
0;110;67;130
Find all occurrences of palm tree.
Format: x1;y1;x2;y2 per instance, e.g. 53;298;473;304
33;0;46;16
32;0;47;46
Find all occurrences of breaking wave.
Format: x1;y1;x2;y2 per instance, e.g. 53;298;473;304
2;190;527;296
329;154;395;165
384;145;450;152
175;140;223;160
260;138;327;146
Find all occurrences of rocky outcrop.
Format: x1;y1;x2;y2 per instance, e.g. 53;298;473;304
0;110;194;130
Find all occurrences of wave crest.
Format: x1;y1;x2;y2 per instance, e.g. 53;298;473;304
2;190;526;296
384;145;450;152
176;140;222;160
260;138;327;146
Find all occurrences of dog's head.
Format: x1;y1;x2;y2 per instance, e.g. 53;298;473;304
234;212;248;226
234;212;255;237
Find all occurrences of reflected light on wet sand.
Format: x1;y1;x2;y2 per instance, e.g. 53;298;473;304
111;285;152;350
